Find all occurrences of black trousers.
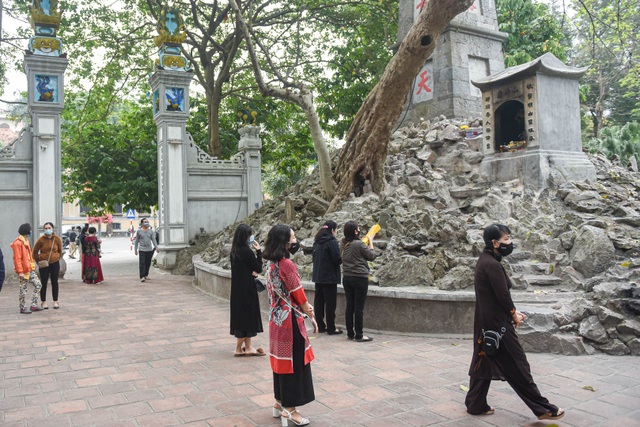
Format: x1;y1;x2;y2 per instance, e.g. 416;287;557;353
139;250;154;278
40;261;60;302
314;283;338;333
342;276;369;340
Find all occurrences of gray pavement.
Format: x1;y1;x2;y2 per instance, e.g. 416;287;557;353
0;237;639;426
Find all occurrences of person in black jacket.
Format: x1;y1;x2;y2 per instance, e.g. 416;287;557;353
0;247;5;292
465;224;564;421
229;224;265;356
311;220;343;335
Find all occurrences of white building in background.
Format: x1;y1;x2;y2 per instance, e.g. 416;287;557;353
0;111;25;148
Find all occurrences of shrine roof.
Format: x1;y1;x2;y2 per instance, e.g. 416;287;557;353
471;53;588;91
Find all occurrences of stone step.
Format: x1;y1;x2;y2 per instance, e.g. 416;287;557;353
521;274;563;287
510;261;554;275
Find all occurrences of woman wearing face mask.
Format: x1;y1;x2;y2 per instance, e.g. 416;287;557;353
263;224;315;426
465;224;564;421
134;218;159;282
11;223;43;314
229;224;265;356
32;222;63;309
341;220;377;342
312;220;342;335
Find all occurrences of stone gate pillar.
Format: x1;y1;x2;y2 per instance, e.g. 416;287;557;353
24;1;68;234
237;126;263;215
149;5;192;269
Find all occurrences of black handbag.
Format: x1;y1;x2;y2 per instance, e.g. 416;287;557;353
255;278;266;293
482;327;506;356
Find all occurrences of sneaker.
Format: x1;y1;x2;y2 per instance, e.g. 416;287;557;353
20;308;32;314
141;278;146;282
30;306;41;312
145;276;150;281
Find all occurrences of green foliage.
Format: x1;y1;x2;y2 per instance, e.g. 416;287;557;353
258;99;317;197
314;1;397;139
62;93;157;215
496;0;570;67
572;0;640;131
584;122;640;165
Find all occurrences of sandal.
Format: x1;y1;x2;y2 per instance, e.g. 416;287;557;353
281;408;310;426
355;336;373;342
537;408;565;420
53;302;59;309
41;303;49;310
272;401;282;418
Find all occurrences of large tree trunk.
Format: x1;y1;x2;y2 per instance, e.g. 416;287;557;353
229;0;335;199
207;95;223;158
329;0;474;212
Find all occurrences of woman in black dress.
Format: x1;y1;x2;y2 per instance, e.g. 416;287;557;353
229;224;265;357
465;223;565;421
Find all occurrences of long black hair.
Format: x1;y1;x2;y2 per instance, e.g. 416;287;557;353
314;220;337;242
342;220;359;244
230;224;252;260
483;223;511;249
262;224;291;261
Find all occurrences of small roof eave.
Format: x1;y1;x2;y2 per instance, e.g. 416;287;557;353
471;52;588;92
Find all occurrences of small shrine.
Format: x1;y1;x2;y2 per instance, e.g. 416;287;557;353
471;53;596;187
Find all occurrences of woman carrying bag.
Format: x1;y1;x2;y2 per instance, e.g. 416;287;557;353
32;222;63;309
465;223;564;421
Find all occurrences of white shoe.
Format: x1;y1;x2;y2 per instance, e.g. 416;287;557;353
281;408;309;426
272;402;282;418
141;278;145;282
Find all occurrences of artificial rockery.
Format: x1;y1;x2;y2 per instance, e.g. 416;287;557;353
193;116;640;356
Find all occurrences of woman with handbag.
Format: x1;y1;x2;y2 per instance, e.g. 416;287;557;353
263;224;316;426
32;222;63;309
82;227;104;284
465;224;564;421
229;224;265;357
341;220;377;342
311;220;342;335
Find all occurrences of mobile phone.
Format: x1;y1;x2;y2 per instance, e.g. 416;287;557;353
249;235;255;244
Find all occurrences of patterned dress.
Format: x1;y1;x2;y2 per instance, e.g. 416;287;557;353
267;258;315;407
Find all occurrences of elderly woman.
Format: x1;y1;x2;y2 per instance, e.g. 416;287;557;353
263;224;316;427
465;223;564;421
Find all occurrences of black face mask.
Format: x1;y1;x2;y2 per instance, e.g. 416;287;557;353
288;242;300;255
497;242;514;257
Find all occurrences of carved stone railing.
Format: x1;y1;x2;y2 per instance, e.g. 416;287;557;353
187;132;244;167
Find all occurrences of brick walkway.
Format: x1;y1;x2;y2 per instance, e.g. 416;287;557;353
0;239;639;426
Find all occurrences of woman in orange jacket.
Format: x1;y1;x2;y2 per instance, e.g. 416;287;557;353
10;223;43;314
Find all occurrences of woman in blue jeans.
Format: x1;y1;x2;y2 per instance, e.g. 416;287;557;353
341;221;377;342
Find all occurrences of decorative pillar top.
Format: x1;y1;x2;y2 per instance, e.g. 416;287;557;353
154;6;191;72
238;125;262;151
28;0;64;57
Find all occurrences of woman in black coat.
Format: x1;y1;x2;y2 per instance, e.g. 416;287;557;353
465;224;564;421
311;220;342;335
230;224;265;356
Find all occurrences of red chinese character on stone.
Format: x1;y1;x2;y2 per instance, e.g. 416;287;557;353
416;70;432;95
469;4;477;11
416;0;429;11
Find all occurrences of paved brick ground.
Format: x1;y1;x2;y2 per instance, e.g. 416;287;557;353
0;238;639;426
